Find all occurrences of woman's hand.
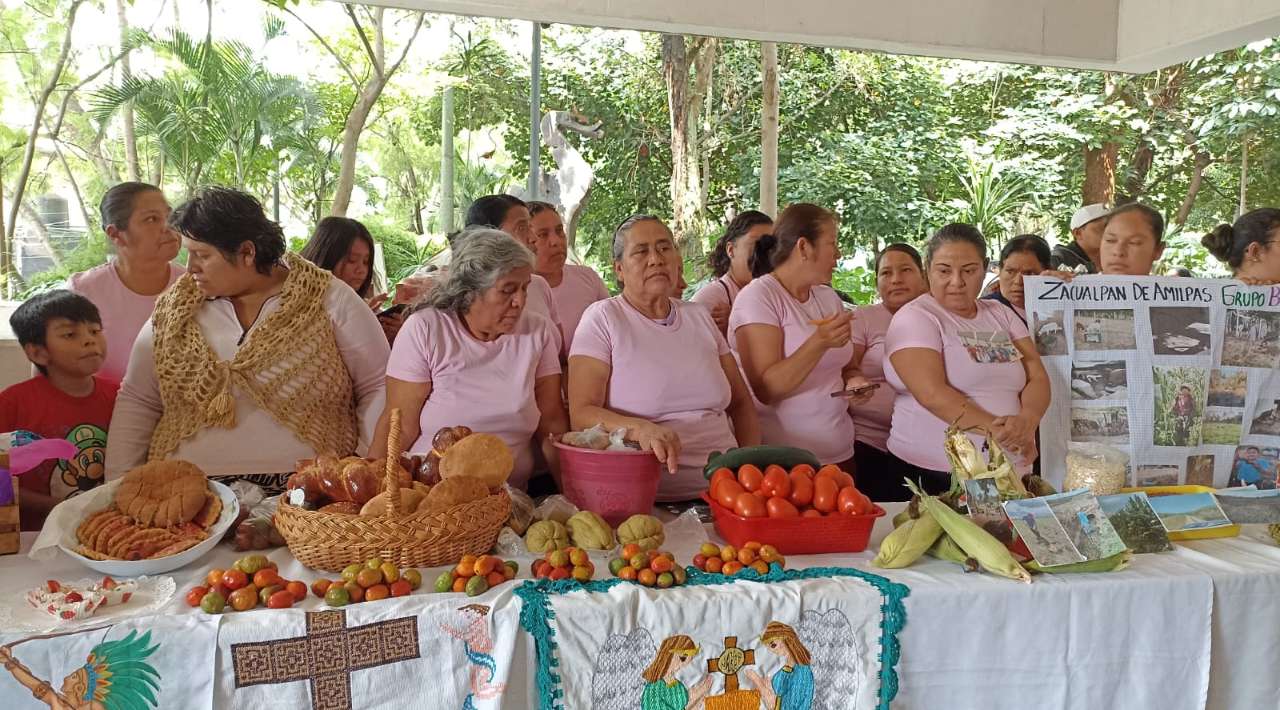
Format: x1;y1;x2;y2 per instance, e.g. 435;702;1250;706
709;302;731;333
842;374;876;405
378;310;405;344
807;311;853;351
365;292;389;311
632;421;681;474
990;413;1038;458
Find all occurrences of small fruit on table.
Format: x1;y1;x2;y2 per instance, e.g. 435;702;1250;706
692;541;785;576
186;586;209;608
609;549;687;588
267;590;295;609
324;585;351;607
200;591;227;614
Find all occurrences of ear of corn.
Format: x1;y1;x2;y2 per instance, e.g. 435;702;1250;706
1024;549;1133;574
1024;474;1058;498
926;533;970;565
873;507;944;569
905;479;1032;583
984;436;1030;498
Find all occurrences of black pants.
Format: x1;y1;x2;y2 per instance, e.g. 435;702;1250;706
853;441;951;502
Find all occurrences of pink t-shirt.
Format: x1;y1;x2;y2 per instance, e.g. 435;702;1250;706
883;294;1031;474
571;296;737;501
67;261;184;384
849;303;896;451
387;307;561;489
690;273;743;316
727;274;855;464
549;264;609;350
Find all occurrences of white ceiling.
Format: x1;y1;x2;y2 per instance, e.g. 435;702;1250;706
362;0;1280;72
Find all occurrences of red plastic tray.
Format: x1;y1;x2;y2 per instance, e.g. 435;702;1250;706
700;493;885;555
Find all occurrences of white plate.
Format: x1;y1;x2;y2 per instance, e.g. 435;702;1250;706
0;575;176;633
53;479;239;577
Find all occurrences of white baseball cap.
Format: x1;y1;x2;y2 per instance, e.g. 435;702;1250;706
1070;203;1112;230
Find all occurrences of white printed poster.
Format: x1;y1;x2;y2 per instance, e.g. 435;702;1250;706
1026;275;1280;491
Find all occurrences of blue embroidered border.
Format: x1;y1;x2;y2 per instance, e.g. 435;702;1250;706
514;563;909;710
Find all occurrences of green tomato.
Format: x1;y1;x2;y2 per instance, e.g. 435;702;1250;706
324;585;351;607
200;591;226;614
433;571;456;593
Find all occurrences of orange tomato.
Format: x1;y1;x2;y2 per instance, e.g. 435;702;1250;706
366;584;391;602
788;470;814;507
737;547;757;565
722;561;744;575
455;556;477;578
790;463;816;478
854;489;875;515
344;581;366;603
715;480;746;509
267;590;295;609
817;464;856;489
650;556;674;574
474;555;500;577
801;509;823;518
836;485;862;515
621;543;643;560
285;581;308;603
206;569;226;587
709;467;736;494
750;560;770;575
485;571;506;587
638;568;658;586
765;496;800;518
720;545;738;562
451;577;467;593
253;569;282;590
813;477;839;513
761;466;792;498
737;464;764;492
705;557;724;573
734;492;767;518
743;541;763;551
221;569;249;591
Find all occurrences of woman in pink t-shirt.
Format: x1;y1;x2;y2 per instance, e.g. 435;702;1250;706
67;182;184;384
527;201;610;349
691;210;773;334
884;224;1051;492
729;203;873;469
372;229;569;491
849;243;928;501
568;216;759;501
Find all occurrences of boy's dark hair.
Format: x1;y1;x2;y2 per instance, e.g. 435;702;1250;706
10;290;102;374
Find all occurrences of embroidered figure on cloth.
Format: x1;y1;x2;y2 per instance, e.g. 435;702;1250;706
232;609;420;710
440;604;506;709
704;636;760;710
1;628;160;709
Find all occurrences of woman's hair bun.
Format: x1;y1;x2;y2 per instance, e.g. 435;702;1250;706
1201;224;1235;262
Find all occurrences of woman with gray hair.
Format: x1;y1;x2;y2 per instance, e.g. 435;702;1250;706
370;228;568;489
568;215;759;502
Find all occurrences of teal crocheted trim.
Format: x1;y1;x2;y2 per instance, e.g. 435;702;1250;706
515;563;909;710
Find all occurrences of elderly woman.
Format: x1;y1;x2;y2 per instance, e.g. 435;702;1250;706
568;215;759;501
527;201;609;348
105;188;388;488
849;244;928;501
983;234;1051;325
465;195;565;345
885;224;1050;493
300;216;404;343
67;182;184;384
691;210;774;334
371;229;567;490
1203;208;1280;285
729;203;871;470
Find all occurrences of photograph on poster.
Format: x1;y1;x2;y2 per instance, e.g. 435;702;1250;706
1152;366;1207;447
1222;309;1280;368
1136;464;1180;487
1098;492;1173;553
1033;310;1068;356
1070;361;1128;401
1004;497;1086;567
1249;396;1280;437
1202;406;1245;445
1208;369;1249;408
1074;309;1137;351
1227;445;1279;489
1046;489;1128;560
1150;307;1212;355
1186;454;1216;487
1070;406;1130;444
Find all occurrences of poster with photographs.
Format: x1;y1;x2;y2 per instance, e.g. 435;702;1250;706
1027;276;1280;491
1003;490;1126;567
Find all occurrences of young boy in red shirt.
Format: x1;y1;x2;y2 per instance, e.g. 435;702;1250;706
0;290;117;530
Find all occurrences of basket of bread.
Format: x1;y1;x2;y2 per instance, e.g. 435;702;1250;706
273;409;512;572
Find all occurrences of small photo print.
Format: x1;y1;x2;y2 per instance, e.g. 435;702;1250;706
1202;406;1244;445
1074;309;1137;351
1147;492;1233;532
1222;309;1280;368
1032;310;1067;356
1248;396;1280;437
1208;369;1248;408
963;479;1013;542
1152;366;1208;447
1045;489;1127;560
1214;487;1280;524
1136;464;1180;487
1186;454;1216;488
1070;360;1128;401
1227;445;1279;489
1150;307;1212;355
1070;406;1130;444
1003;497;1086;567
957;330;1021;364
1099;492;1173;553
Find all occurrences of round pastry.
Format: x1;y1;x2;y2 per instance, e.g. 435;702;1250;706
422;476;489;513
439;433;514;489
114;460;209;528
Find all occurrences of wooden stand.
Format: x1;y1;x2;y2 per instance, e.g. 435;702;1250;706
0;474;18;555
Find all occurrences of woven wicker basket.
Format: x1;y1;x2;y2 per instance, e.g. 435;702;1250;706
274;410;511;572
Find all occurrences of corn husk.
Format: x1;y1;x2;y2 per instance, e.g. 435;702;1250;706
926;533;970;565
906;479;1032;583
873;501;943;569
1024;549;1133;574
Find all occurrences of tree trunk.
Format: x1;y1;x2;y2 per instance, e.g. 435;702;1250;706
663;34;716;253
21;201;62;270
1082;143;1117;205
0;171;8;294
1238;133;1250;218
56;146;93;230
1174;149;1210;226
439;85;455;233
1120;142;1153;203
759;42;779;218
5;0;83;247
116;0;140;182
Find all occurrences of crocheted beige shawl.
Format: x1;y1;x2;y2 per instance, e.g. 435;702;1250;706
147;251;357;461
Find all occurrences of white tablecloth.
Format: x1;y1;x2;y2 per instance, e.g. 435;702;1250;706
2;505;1278;709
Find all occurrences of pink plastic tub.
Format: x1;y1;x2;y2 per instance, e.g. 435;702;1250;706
553;440;661;526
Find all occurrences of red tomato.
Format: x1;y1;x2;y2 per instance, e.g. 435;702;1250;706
813;477;838;513
185;586;209;607
737;464;764;492
789;463;816;479
836;485;860;515
788;471;814;507
765;496;800;518
709;468;736;496
752;489;769;500
761;466;792;498
715;480;746;509
854;489;875;515
801;509;823;518
817;465;856;490
734;492;767;518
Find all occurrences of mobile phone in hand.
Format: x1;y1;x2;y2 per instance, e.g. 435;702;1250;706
377;303;408;319
830;383;880;398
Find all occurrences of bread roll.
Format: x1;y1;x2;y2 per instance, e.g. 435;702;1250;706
439;434;514;488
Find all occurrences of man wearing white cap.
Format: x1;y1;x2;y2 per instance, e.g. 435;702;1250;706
1052;203;1110;273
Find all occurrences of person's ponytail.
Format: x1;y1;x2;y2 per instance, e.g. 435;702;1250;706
1201;224;1236;265
749;234;779;279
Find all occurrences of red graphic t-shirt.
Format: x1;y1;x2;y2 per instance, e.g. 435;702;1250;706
0;375;118;507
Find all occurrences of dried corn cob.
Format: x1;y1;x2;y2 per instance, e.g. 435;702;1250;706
1269;524;1280;546
984;435;1029;498
1023;474;1058;498
944;425;986;482
905;480;1032;583
1024;549;1133;574
873;500;943;569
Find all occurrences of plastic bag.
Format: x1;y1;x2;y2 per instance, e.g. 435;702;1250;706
606;428;640;451
562;425;610;450
506;486;535;534
232;494;286;551
1064;442;1129;495
492;526;525;558
533;494;580;524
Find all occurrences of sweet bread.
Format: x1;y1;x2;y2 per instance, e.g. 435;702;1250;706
115;460;208;527
423;476;489;513
439;434;513;489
